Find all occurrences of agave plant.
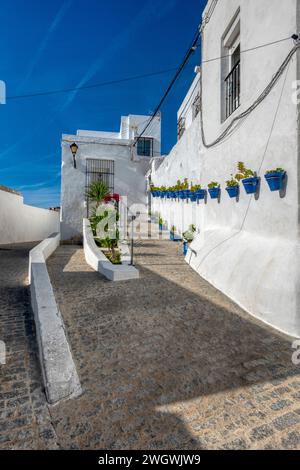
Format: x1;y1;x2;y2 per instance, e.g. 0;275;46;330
85;180;110;208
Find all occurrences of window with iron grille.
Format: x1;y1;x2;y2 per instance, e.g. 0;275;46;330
192;93;201;120
177;117;186;140
85;158;114;216
137;137;153;157
222;11;240;121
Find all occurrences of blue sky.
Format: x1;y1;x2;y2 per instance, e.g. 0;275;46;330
0;0;206;208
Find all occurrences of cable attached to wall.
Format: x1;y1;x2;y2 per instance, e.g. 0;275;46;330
199;37;300;149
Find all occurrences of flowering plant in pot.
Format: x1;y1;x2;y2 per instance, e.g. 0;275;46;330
208;182;221;199
182;224;196;256
225;176;239;198
264;168;286;191
235;162;259;195
158;215;164;231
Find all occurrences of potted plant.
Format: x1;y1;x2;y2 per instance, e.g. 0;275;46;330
264;168;286;191
182;178;190;199
182;225;196;256
170;225;176;241
159;215;164;231
189;184;198;202
235;162;259;195
225;176;239;198
208;182;221;199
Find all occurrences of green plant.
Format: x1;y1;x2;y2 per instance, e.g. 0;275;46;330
235;162;255;181
208;181;220;189
265;167;285;174
170;225;176;233
226;175;239;187
85;181;110;208
190;184;202;192
158;216;164;226
182;178;189;190
183;225;196;243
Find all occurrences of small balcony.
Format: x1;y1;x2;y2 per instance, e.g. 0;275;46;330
225;61;240;119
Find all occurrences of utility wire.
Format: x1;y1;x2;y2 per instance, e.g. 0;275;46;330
133;34;293;146
6;67;194;101
200;41;299;148
201;36;293;65
133;28;201;146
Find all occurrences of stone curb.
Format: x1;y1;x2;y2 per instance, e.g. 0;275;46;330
29;233;82;404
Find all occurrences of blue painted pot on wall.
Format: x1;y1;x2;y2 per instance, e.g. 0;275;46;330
184;190;191;200
196;189;207;200
265;171;286;191
226;186;239;198
208;187;220;199
189;192;197;202
242;177;259;194
179;190;185;199
170;232;174;241
183;241;188;256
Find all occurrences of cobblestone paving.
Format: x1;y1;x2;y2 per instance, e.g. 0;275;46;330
46;240;300;450
0;244;58;449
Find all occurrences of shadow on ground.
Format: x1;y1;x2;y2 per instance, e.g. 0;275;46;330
46;241;300;450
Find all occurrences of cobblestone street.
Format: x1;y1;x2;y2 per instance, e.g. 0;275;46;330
0;244;58;449
45;240;300;450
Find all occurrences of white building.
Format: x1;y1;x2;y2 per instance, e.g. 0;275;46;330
60;114;161;242
151;0;300;337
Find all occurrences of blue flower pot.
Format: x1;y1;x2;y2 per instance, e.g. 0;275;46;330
242;177;259;195
175;191;180;198
159;223;163;231
265;171;286;191
184;190;190;200
183;241;188;256
189;192;197;202
195;189;207;200
179;190;185;199
170;232;174;241
226;186;239;198
208;187;220;199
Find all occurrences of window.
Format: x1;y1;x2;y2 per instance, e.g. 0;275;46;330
192;93;201;120
137;137;153;157
177;117;186;140
85;158;114;216
221;11;240;121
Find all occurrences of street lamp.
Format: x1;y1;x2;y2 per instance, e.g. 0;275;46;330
70;142;78;169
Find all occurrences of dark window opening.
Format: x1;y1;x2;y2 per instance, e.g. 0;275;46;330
85;158;114;217
225;43;240;120
137;138;153;157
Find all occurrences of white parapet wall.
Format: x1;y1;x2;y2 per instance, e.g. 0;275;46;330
0;187;60;245
29;233;82;404
83;219;139;281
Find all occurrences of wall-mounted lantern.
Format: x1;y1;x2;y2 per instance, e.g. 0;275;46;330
70;142;78;169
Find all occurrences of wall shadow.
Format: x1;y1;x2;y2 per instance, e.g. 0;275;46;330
46;243;300;450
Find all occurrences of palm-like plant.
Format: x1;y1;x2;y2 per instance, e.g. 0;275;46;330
85;180;109;208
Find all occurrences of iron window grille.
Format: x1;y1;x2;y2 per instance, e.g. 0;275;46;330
177;117;186;140
192;93;201;120
137;137;153;157
225;60;240;119
85;158;114;217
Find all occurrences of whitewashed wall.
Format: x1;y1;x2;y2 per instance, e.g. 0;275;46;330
0;189;60;245
151;0;300;337
61;134;151;241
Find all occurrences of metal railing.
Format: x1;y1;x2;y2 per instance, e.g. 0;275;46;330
225;61;240;119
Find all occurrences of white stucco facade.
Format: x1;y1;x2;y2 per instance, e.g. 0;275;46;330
151;0;300;337
0;187;60;245
61;114;161;241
